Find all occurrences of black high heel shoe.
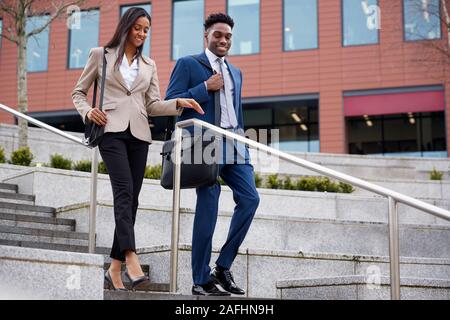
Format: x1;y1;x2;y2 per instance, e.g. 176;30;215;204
104;270;128;291
124;270;150;291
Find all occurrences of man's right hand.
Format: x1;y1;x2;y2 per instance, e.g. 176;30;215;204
205;73;224;92
86;108;107;126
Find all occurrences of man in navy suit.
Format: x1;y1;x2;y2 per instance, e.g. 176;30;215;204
166;13;260;296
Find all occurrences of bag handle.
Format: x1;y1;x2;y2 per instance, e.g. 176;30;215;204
92;47;108;111
163;55;221;141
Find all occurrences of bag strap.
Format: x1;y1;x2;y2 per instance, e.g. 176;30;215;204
92;47;107;111
163;55;221;141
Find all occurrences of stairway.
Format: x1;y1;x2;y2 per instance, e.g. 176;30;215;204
2;148;450;299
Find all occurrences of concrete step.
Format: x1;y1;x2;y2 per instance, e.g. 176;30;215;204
0;225;88;246
104;290;260;300
0;182;18;193
353;178;450;200
0;212;75;232
0;191;34;205
135;244;450;298
102;262;170;292
0;239;110;254
276;276;450;300
0;201;55;218
62;204;450;259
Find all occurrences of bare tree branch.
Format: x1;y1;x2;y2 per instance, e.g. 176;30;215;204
26;0;85;38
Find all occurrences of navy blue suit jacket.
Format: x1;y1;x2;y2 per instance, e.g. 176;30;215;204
165;52;249;161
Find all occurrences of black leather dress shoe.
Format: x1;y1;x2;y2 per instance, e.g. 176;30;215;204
211;267;245;295
192;281;231;296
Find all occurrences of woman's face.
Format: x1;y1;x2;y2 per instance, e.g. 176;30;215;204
127;16;150;49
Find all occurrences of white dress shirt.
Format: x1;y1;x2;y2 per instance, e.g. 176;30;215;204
204;48;238;129
120;53;139;90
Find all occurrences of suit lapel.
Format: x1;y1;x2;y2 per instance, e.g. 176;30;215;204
105;47;130;92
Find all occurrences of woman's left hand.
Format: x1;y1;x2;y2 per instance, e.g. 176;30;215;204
176;98;205;115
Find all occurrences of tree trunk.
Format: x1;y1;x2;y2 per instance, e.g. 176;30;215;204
17;5;28;148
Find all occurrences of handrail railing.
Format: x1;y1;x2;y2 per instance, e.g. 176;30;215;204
0;103;98;253
170;119;450;300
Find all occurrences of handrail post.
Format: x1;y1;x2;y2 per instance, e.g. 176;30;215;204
88;147;99;253
170;126;183;293
388;196;401;300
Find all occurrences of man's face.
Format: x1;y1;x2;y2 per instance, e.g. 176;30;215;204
205;22;232;57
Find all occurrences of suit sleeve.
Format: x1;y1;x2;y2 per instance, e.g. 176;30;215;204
145;61;181;117
71;48;100;123
165;58;209;104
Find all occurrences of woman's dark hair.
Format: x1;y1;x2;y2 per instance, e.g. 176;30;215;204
204;13;234;31
105;7;151;69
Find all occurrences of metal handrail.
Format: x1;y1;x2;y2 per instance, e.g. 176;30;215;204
0;103;98;253
170;118;450;300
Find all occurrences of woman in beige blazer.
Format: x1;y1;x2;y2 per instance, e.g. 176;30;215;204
72;7;203;291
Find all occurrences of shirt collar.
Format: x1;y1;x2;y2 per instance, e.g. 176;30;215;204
121;53;139;69
205;48;225;66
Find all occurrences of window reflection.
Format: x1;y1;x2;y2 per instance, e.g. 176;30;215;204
172;0;204;60
347;112;447;157
27;16;50;72
343;0;379;46
284;0;318;51
68;9;99;69
404;0;441;41
228;0;260;55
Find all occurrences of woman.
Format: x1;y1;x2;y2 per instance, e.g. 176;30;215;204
72;7;203;291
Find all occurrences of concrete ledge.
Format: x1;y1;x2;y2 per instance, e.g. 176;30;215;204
0;244;104;299
276;275;450;300
118;244;450;298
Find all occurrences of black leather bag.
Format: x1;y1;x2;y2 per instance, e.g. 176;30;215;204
160;131;220;189
83;48;107;148
160;55;222;190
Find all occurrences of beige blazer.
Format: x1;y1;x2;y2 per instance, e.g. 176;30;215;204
72;46;181;143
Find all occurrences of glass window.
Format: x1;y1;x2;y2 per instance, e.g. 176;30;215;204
0;19;3;48
284;0;318;51
243;99;320;153
68;9;99;69
26;15;50;72
228;0;260;55
347;112;447;157
172;0;204;60
342;0;379;46
404;0;441;41
121;4;152;56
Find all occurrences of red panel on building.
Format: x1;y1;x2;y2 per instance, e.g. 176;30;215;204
344;90;445;117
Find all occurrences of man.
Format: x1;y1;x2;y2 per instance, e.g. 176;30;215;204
166;13;260;296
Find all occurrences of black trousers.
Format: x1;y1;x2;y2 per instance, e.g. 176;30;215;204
99;127;149;261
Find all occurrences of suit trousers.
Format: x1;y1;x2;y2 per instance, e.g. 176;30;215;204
192;162;260;285
99;127;149;261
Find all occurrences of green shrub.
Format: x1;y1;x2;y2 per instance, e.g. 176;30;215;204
73;160;92;172
296;177;317;192
49;154;72;170
144;164;162;180
338;182;354;193
430;167;443;180
0;147;6;164
254;172;262;188
10;147;33;166
98;161;108;174
266;174;282;189
282;176;296;190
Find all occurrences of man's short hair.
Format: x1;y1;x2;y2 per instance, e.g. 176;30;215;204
204;13;234;31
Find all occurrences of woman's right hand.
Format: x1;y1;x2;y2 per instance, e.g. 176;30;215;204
87;108;107;126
